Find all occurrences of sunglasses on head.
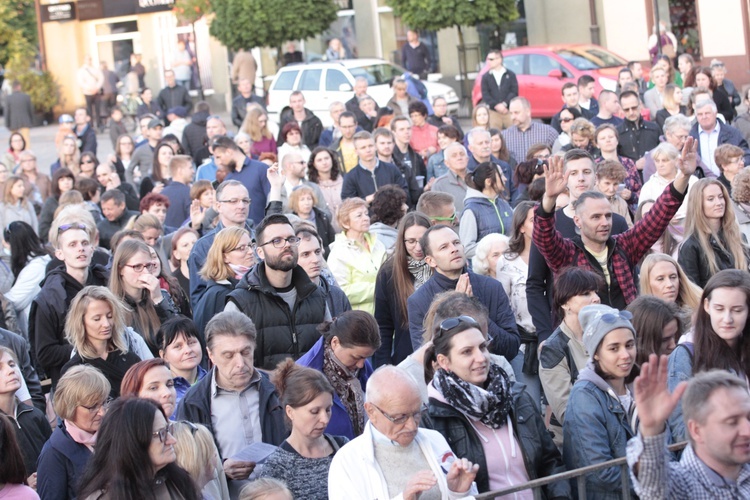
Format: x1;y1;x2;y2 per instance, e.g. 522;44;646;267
437;315;481;339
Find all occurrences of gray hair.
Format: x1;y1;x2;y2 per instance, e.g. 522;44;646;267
651;142;680;161
694;99;718;113
467;127;491;146
205;310;257;349
354;76;368;85
510;96;531;109
328;100;345;112
215;180;247;201
682;370;749;444
663;114;692;135
443;142;467;158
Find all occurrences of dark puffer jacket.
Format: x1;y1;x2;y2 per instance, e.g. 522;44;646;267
227;264;326;370
278;107;323;149
425;382;570;498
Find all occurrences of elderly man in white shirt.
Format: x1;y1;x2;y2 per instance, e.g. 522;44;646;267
328;365;479;499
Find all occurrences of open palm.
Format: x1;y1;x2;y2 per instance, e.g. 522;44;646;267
543;155;569;198
634;354;687;436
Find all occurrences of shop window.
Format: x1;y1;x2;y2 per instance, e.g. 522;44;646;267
669;0;700;59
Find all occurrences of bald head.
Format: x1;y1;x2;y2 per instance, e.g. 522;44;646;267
282;152;306;180
366;366;420;406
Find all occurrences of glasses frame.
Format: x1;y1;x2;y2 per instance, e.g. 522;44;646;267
371;403;426;425
258;236;301;249
81;396;113;414
152;422;175;444
123;262;158;273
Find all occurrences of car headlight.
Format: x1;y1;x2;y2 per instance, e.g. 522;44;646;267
445;90;458;102
598;77;617;92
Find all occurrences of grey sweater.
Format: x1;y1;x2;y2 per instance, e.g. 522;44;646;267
258;435;347;500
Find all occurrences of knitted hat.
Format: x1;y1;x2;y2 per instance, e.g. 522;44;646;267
579;304;636;359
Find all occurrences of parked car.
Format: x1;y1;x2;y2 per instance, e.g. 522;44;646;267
266;59;460;127
472;44;639;119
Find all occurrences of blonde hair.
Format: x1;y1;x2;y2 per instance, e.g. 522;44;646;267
172;421;219;487
639;253;702;311
684;179;748;277
569;118;596;141
288;185;318;214
53;190;85;219
199;227;248;282
65;286;130;359
53;365;111;420
663;84;682;112
50;205;97;248
58;135;81;174
241;104;273;142
127;213;163;235
239;478;292;500
337;197;368;231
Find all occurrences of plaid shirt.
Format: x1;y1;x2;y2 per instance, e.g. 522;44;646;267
627;432;750;499
532;183;684;305
502;122;559;162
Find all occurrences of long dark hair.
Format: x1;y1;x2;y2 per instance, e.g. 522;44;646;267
77;397;199;500
466;161;503;195
627;295;683;365
318;310;381;349
51;167;76;199
307;147;342;183
0;413;27;485
151;142;174;183
5;221;50;280
693;270;750;376
505;201;536;258
380;212;431;326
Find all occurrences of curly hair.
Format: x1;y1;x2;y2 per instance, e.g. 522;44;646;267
370;185;407;226
732;168;750;204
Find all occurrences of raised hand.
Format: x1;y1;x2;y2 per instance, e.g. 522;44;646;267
446;457;479;493
634;353;687;437
266;162;285;190
543;154;569;200
676;136;698;178
403;470;437;500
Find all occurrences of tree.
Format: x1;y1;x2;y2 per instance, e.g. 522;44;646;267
208;0;338;64
386;0;518;46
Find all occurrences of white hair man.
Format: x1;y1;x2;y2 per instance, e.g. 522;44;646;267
328;366;479;499
689;99;750;176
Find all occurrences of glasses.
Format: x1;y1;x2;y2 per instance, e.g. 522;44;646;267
404;238;421;246
81;397;113;414
621;106;639;113
123;262;158;273
152;422;175;444
58;223;87;235
599;310;633;323
371;403;426;425
258;236;301;249
229;244;251;253
218;198;251;206
438;315;481;339
431;213;457;223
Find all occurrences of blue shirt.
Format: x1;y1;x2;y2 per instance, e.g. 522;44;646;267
173;364;208;413
226;157;271;225
195;159;217;182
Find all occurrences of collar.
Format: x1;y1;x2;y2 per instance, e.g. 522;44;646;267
448;169;467;183
359;159;380;172
699;121;721;135
685;444;749;488
210;366;261;396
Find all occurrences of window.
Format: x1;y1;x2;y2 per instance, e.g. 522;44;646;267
503;55;525;75
556;48;626;70
274;70;299;91
298;69;322;91
326;69;351;91
349;64;402;86
529;54;561;76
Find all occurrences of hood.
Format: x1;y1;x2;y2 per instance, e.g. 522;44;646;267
369;222;398;237
190;110;210;127
577;363;622;403
463;187;492;202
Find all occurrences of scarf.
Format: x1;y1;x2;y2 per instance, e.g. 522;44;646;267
64;419;97;451
433;363;513;429
229;263;251;280
323;342;365;435
407;256;431;290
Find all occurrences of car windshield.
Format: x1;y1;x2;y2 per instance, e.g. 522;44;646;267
349;63;404;86
555;48;627;70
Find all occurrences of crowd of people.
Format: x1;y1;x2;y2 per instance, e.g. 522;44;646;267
1;41;750;500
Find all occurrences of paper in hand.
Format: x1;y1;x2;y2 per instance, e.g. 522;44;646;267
230;442;278;464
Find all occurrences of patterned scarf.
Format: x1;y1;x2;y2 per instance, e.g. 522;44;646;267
407;256;431;290
433;363;513;429
323;342;365;435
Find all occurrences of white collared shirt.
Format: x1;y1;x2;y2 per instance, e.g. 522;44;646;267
699;121;721;176
491;66;507;87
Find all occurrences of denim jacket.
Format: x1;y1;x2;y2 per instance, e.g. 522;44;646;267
667;343;693;443
563;365;637;499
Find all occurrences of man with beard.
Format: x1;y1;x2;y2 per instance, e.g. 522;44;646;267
225;214;329;370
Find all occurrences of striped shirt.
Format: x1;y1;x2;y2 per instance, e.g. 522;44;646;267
502;122;559;162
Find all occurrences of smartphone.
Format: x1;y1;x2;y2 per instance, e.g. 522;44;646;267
616;183;626;195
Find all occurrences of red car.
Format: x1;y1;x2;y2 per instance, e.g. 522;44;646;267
473;44;644;119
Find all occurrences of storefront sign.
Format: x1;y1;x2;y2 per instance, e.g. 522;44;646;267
41;2;76;22
77;0;175;21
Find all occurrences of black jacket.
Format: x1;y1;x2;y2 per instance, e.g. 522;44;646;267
29;264;109;386
390;148;424;208
425;383;569;498
480;69;518;110
227;264;327;370
96;209;139;250
689;120;750;166
193;279;236;338
278;107;323;149
5;91;34;130
373;260;413;367
182;110;209;162
76;124;97;155
678;232;746;288
231;93;265;128
341;161;410;202
37;422;93;500
319;277;351;318
136;100;164;120
0;328;45;413
157;84;193;117
617;118;662;161
3;401;52;475
176;367;287;455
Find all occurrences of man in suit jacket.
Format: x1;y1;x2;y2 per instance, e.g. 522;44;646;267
480;49;518;130
690;99;750;177
5;81;34;147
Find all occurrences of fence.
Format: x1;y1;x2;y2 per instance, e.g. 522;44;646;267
475;441;688;499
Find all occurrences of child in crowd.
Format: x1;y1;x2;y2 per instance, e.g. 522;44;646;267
109;106;129;149
596;159;633;227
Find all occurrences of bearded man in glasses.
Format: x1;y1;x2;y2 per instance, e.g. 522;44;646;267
329;365;479;499
225;214;329;370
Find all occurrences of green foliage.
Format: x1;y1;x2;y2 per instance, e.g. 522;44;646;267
173;0;212;25
208;0;339;52
18;70;60;113
387;0;518;33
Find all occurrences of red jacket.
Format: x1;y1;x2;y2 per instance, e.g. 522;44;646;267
532;183;685;307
